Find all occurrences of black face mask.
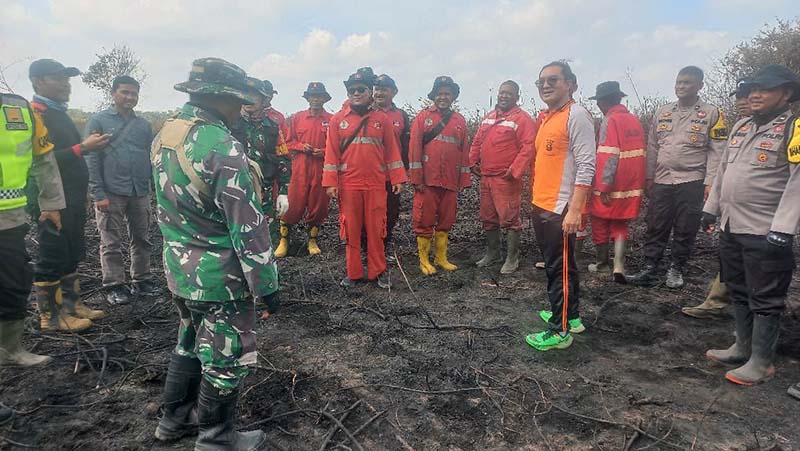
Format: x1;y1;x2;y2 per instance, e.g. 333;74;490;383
753;105;790;126
350;103;370;116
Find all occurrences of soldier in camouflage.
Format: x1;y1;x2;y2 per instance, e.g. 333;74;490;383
231;77;291;246
151;57;278;450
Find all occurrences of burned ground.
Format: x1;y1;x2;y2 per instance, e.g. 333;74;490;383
1;183;799;451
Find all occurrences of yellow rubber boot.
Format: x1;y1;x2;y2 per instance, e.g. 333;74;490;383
416;236;437;275
433;231;458;271
275;222;290;258
307;226;321;256
59;273;105;320
35;283;92;333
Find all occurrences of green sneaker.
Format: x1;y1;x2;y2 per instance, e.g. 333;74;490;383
538;310;586;333
525;330;573;351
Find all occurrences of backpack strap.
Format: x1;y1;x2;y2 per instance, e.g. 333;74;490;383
151;116;210;196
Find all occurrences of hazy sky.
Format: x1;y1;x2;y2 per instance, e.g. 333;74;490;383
2;0;793;116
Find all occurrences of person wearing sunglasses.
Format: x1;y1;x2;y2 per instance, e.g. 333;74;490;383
469;80;536;274
627;66;727;289
322;71;407;289
525;61;596;352
409;76;470;275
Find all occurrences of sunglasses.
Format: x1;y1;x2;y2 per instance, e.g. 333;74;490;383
535;76;563;88
347;86;369;95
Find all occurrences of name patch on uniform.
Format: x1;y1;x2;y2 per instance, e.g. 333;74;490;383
339;120;349;129
759;140;773;150
787;118;800;163
3;106;28;130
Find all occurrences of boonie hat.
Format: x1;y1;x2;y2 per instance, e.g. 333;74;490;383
174;57;257;105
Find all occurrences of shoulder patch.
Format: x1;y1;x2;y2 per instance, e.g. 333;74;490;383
787;117;800;164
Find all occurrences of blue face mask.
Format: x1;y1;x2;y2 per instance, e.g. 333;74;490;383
33;94;68;112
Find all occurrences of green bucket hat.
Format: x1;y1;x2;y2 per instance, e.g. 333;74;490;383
174;57;257;104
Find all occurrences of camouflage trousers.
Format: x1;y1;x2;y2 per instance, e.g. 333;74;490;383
263;182;279;246
173;297;257;391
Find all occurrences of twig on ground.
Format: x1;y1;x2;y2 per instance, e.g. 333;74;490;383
623;421;641;451
319;400;362;451
372;383;487;395
691;389;724;450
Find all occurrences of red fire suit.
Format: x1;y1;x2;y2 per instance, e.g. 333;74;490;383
322;103;407;280
588;104;646;244
284;109;333;226
469;106;536;230
409;106;470;237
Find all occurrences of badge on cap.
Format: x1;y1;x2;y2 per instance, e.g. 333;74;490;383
340;120;349;129
697;111;707;119
757;152;768;162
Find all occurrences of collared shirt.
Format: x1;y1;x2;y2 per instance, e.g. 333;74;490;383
704;109;800;236
84;108;153;199
322;102;407;190
532;100;596;214
409;106;470;191
469;106;536;178
648;99;727;185
287;108;333;186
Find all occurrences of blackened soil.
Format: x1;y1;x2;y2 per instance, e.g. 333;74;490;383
2;182;799;450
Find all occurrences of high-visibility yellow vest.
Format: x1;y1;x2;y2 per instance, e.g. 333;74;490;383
0;93;35;211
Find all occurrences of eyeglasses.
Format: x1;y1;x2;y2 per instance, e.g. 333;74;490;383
347;86;369;95
535;76;563;88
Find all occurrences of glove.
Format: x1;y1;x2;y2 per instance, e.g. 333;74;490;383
276;194;289;217
262;291;281;314
700;212;716;232
766;231;793;248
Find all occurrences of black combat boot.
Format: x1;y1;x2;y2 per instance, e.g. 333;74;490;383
726;313;779;386
625;261;660;287
194;380;265;451
155;353;203;441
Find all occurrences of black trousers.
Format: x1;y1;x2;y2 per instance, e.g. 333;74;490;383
720;229;795;314
385;182;401;243
0;225;33;321
532;206;580;332
643;181;704;265
34;204;87;283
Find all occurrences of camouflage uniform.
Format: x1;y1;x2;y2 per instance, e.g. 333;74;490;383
232;112;291;245
152;95;278;390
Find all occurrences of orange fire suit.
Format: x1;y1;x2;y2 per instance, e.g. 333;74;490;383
322;103;407;280
469;106;536;230
284;109;333;226
409;106;470;237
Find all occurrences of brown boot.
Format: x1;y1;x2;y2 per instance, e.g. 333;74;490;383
36;282;92;333
682;273;730;319
59;273;105;320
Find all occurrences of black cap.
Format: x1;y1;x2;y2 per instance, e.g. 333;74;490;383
29;59;80;78
427;75;460;101
588;81;627;100
729;80;752;99
262;80;277;95
742;64;800;102
344;71;374;89
302;82;331;102
374;74;398;92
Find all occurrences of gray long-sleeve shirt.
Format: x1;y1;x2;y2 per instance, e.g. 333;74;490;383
647;99;727;186
84;108;153;200
703;108;800;236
